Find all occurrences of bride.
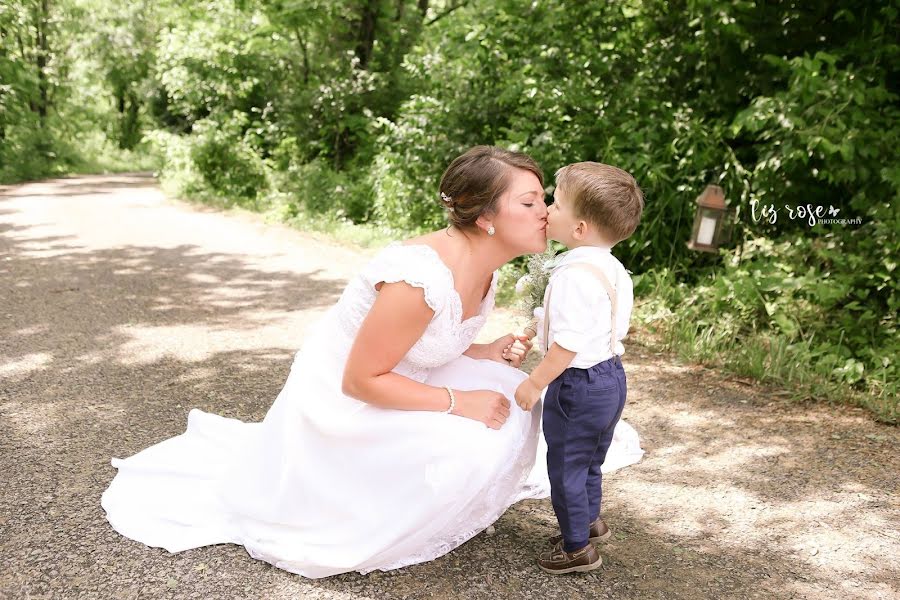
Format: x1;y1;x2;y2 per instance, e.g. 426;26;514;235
101;145;643;578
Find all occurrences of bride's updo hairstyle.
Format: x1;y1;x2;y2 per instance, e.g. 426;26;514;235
438;146;543;231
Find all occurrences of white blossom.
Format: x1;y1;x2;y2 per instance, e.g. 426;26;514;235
515;274;533;295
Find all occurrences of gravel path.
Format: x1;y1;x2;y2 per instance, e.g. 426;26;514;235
1;174;897;600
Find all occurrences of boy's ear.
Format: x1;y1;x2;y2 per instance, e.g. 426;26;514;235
573;220;590;240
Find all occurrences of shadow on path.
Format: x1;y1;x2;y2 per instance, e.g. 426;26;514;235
0;176;896;600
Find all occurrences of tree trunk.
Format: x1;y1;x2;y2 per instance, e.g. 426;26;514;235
354;0;378;69
119;91;141;150
0;25;6;141
333;128;341;170
34;0;50;126
292;27;310;84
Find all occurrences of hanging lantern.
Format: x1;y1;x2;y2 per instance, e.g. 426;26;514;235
687;184;731;252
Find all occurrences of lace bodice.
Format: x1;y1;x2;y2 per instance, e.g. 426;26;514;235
332;243;498;382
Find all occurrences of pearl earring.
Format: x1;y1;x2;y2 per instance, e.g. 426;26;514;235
487;226;495;236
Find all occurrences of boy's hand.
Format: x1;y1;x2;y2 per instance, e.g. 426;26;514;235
515;377;542;411
489;334;533;368
504;335;533;367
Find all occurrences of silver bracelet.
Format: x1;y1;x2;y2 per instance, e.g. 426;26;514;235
443;386;456;414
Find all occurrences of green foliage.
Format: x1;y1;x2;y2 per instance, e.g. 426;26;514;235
379;0;897;418
154;2;281;126
271;153;374;223
144;128;207;198
368;0;755;268
84;0;157;149
190;113;269;202
4;0;897;420
0;123;65;182
635;226;899;423
370;95;462;232
1;0;71;180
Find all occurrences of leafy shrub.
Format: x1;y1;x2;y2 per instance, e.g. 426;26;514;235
369;95;461;232
189;114;268;202
0;109;86;183
0;127;61;183
636;226;899;423
143;129;206;198
271;154;374;224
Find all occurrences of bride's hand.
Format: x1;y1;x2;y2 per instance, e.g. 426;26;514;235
452;390;511;429
488;334;533;368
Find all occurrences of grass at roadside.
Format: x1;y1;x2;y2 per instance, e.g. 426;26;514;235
1;132;159;185
633;271;898;425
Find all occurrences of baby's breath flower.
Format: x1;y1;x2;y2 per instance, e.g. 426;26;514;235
515;274;533;296
516;248;557;315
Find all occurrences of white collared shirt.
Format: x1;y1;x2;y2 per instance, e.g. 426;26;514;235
534;246;634;368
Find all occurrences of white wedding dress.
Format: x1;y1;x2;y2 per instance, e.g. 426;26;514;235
102;243;644;578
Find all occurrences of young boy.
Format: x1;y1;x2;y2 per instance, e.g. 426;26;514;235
515;162;643;574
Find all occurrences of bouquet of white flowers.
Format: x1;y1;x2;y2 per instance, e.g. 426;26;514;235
514;248;557;341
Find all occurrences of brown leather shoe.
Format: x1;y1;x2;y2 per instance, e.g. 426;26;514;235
538;541;602;574
548;518;612;546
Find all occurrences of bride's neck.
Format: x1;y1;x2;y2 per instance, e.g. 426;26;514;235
449;227;514;279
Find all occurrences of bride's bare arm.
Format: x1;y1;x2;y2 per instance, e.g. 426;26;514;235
341;281;511;428
341;281;445;410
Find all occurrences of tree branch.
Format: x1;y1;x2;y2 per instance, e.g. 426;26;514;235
425;1;469;26
292;26;310;84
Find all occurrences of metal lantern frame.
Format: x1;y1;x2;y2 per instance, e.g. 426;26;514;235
687;184;732;252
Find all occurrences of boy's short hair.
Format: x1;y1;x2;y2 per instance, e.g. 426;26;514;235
555;162;644;243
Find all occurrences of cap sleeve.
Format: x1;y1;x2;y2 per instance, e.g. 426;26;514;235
360;243;451;314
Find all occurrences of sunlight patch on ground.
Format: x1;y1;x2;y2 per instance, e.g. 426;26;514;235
666;409;729;429
620;472;897;591
73;350;110;366
0;352;53;377
110;317;320;365
786;579;894;600
659;444;791;475
10;324;50;336
1;399;62;436
629;361;697;377
111;267;153;275
779;495;900;576
260;583;377;600
184;272;222;285
616;480;768;537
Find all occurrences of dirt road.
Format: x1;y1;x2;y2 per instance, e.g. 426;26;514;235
1;174;896;599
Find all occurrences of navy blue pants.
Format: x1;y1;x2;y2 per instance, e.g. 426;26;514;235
543;356;627;552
